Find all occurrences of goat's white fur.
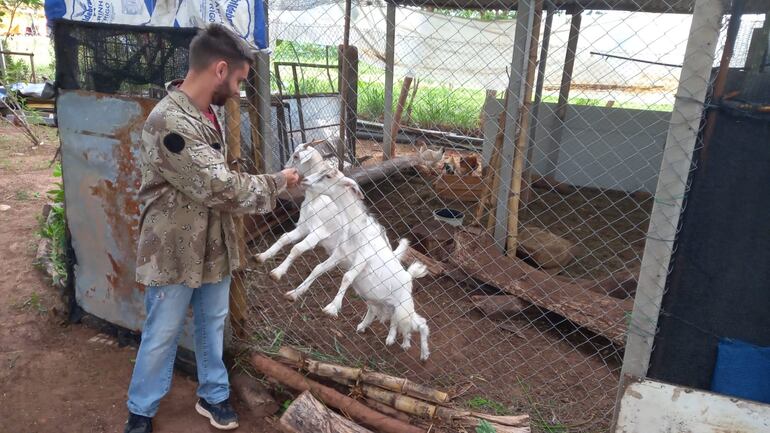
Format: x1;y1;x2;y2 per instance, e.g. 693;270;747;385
300;171;431;360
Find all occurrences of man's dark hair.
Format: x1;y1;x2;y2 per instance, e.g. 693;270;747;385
189;23;253;71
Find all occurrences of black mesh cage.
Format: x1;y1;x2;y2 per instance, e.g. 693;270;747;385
52;20;197;95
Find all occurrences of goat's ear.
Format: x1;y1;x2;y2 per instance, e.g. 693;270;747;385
343;177;364;200
298;149;315;164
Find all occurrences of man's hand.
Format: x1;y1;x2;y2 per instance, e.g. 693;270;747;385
281;168;300;189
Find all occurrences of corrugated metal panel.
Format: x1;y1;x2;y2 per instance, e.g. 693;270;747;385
614;378;770;433
58;90;197;349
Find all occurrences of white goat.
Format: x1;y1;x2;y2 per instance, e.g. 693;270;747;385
256;142;413;298
298;170;431;360
255;142;344;280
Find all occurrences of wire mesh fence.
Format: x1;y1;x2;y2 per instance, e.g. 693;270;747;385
217;1;768;432
48;1;765;431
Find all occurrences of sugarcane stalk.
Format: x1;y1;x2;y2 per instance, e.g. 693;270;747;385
276;347;449;404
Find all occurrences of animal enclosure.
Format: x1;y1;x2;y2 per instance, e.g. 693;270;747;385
50;0;770;431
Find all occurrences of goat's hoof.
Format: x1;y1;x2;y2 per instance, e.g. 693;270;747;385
256;253;268;263
322;303;339;317
401;341;412;350
420;352;430;361
269;270;284;282
385;336;396;346
284;290;299;301
356;325;367;334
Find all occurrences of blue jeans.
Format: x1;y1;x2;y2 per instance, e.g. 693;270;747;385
127;276;232;417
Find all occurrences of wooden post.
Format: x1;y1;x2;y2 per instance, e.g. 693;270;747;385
382;1;396;159
540;9;581;180
337;0;353;170
493;0;538;250
225;97;248;339
291;64;307;143
524;6;553;204
245;54;265;173
29;53;35;82
339;45;359;164
389;76;413;158
506;0;543;254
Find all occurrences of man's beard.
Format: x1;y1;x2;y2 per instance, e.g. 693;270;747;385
211;82;231;106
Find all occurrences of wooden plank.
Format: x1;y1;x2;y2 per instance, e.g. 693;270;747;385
403;247;446;276
450;230;632;346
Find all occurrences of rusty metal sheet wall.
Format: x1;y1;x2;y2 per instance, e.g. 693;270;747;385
58;90;198;350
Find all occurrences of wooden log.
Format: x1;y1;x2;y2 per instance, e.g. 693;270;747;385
364;398;412;424
277;155;422;205
449;229;632;346
276;347;450;404
230;372;279;418
471;295;528;317
251;354;425;433
347;155;422;186
280;391;374;433
389;76;414;158
361;385;530;433
517;225;578;270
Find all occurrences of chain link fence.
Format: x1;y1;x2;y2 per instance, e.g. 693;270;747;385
220;1;769;432
47;1;765;431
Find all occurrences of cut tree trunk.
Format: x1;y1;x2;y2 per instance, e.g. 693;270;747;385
450;229;632;346
280;391;374;433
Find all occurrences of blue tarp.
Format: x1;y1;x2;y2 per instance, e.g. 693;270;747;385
711;338;770;404
44;0;267;48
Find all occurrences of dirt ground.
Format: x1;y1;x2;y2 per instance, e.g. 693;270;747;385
241;142;652;433
0;125;275;433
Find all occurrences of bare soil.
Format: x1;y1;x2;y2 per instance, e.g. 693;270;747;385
0;125;275;433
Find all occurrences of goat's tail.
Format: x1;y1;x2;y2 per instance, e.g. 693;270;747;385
393;238;410;261
407;261;429;279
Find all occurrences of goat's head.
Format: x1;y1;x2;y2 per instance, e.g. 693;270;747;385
285;140;333;177
302;169;363;200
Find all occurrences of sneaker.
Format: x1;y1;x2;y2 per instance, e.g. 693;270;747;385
195;398;239;430
124;412;153;433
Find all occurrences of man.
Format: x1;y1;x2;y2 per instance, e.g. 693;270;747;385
124;24;300;433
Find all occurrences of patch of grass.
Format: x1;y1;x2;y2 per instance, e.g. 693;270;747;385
279;399;293;415
518;379;570;433
476;419;497;433
38;163;68;287
467;396;510;416
15;190;40;201
13;292;47;314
